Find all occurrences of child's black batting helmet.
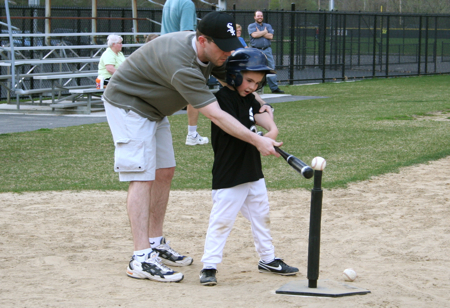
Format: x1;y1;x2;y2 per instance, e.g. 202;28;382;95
225;48;275;90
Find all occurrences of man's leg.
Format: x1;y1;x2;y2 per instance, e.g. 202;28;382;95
125;179;183;282
148;167;175;237
104;103;184;281
187;104;199;127
126;168;174;250
127;180;153;251
150;166;193;267
263;48;284;93
186;105;209;145
266;74;279;92
149;118;193;267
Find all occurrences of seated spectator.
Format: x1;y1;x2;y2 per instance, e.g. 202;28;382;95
98;34;126;85
236;24;247;48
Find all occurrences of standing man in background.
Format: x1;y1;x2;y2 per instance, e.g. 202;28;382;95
161;0;209;146
161;0;197;34
248;10;285;94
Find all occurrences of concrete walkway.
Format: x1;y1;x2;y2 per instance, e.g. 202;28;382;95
0;94;327;134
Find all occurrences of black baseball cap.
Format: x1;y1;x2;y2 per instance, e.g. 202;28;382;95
197;11;243;52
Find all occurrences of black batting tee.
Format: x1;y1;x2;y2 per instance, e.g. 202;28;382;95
211;87;264;190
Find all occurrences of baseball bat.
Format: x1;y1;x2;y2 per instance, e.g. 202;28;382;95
274;146;314;179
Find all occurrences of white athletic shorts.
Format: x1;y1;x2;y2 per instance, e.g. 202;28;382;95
104;101;176;182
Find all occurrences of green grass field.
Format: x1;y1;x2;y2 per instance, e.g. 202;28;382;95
0;74;449;193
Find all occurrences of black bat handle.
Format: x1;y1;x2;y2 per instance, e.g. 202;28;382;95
274;146;306;167
274;146;313;179
274;146;289;159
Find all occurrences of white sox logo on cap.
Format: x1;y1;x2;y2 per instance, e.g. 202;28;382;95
227;23;236;36
197;11;243;52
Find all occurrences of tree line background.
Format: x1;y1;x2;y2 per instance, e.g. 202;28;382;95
2;0;450;14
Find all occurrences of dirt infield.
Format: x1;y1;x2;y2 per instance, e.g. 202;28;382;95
1;157;449;307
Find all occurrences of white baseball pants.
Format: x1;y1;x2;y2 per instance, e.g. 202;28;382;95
201;178;275;268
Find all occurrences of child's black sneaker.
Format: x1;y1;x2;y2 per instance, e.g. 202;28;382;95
199;268;217;286
258;258;299;276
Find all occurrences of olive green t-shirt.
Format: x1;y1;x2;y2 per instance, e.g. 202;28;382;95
103;32;226;121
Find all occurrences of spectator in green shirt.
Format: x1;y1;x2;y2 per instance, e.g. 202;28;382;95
98;34;126;85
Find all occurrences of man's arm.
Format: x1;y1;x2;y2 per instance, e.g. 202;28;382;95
198;101;281;156
179;1;197;31
262;24;274;40
263;31;273;40
217;79;227;87
250;27;268;38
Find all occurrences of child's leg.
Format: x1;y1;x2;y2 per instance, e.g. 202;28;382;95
240;179;275;263
201;184;248;268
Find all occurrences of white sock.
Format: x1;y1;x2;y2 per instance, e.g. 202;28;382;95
134;248;153;262
261;258;275;264
188;125;197;137
149;236;163;248
202;264;217;270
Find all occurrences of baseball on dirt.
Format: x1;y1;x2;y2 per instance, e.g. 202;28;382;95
343;268;357;282
311;156;327;171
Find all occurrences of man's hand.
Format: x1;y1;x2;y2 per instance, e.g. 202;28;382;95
263;29;274;40
253;134;282;157
199;101;282;157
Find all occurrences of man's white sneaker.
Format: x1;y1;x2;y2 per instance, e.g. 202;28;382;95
126;251;184;282
153;237;194;267
186;133;209;145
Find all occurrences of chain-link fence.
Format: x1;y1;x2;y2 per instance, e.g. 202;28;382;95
1;5;450;100
240;8;450;84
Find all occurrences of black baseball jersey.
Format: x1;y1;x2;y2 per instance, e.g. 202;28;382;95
211;87;264;189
